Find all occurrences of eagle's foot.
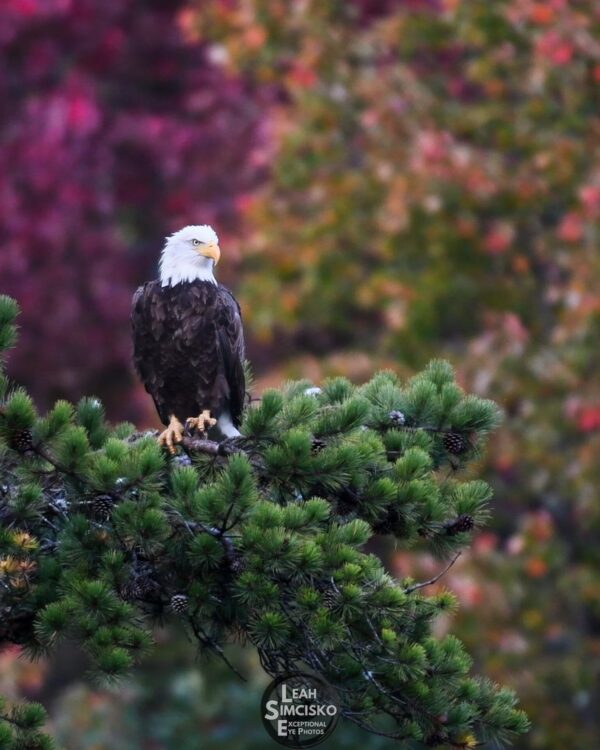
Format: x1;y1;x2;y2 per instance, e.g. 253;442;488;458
158;415;185;454
185;410;217;436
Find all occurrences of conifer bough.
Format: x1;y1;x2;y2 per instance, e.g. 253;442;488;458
0;295;529;749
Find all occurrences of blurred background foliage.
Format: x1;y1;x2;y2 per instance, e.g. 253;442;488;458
1;0;599;748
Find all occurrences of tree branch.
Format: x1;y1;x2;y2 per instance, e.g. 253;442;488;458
181;436;242;456
403;552;462;595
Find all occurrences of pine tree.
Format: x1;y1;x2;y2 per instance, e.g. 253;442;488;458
0;295;529;748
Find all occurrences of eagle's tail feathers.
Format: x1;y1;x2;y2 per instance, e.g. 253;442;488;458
214;410;241;439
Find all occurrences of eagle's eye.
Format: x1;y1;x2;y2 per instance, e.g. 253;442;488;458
192;239;202;246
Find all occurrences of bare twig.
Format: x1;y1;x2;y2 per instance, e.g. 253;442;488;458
170;510;238;568
403;552;461;594
188;618;246;682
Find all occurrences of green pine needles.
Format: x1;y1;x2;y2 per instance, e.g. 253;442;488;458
0;295;529;749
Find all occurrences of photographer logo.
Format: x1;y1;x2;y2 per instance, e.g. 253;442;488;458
261;672;340;747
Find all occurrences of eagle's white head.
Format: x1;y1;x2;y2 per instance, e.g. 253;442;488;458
159;225;220;287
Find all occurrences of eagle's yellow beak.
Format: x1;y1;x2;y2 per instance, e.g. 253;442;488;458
199;243;220;265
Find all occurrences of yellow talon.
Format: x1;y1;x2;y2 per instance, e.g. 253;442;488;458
158;415;185;454
185;409;217;435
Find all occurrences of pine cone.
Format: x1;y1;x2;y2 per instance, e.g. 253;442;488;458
443;431;468;455
321;589;339;609
389;410;406;426
229;556;246;575
92;494;114;518
170;593;189;614
120;580;141;601
311;436;327;453
445;514;474;536
122;575;156;601
9;429;33;453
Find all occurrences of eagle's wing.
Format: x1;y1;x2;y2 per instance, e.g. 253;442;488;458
131;281;170;423
216;284;246;427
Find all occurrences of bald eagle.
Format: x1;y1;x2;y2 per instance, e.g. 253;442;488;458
131;225;245;451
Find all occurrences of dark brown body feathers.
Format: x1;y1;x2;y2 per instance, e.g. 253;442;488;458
131;280;245;426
